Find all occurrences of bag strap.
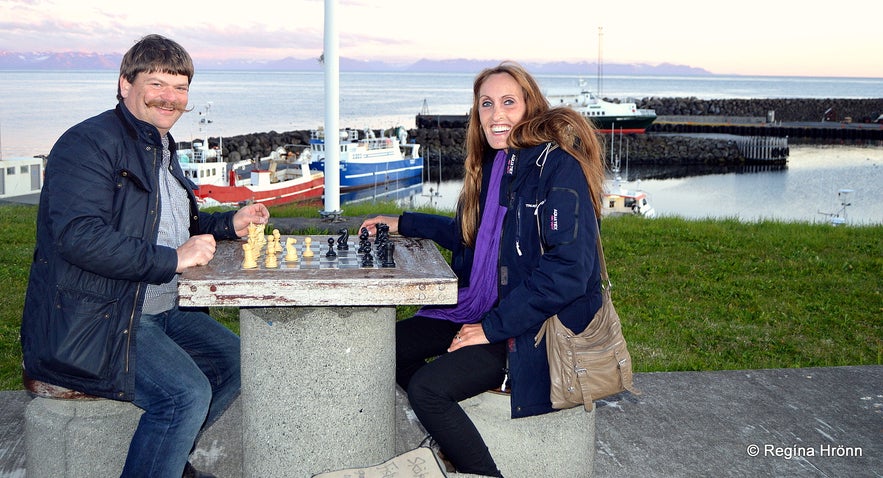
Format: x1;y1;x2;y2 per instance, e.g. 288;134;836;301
535;141;610;289
533;144;611;347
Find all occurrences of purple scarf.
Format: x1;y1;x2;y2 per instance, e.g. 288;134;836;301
419;150;508;323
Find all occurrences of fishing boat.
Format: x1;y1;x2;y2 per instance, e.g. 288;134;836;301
603;175;656;217
304;126;424;190
176;102;324;208
818;188;853;226
546;80;657;133
179;142;325;208
602;129;655;217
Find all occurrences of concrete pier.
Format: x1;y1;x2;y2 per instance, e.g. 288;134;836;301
3;365;879;477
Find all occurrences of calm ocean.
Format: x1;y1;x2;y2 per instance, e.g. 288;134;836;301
2;70;881;224
1;70;882;157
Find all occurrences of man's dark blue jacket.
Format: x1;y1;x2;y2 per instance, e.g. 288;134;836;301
21;102;239;400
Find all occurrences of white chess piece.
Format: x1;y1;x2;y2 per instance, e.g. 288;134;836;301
285;237;299;262
242;243;257;269
303;237;314;258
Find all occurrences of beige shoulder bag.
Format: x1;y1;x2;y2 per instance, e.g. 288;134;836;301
534;233;638;411
532;145;638;411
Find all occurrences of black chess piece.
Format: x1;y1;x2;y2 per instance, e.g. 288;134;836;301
375;223;389;250
358;227;372;254
381;242;396;268
325;237;337;258
376;239;387;263
336;228;349;250
360;251;374;267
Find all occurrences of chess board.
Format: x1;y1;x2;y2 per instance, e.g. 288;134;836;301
238;223;397;271
244;237;392;270
178;231;458;308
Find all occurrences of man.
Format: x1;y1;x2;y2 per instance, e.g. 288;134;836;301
21;34;269;477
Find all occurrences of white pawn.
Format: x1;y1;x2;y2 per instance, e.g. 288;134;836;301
265;237;278;268
273;229;283;252
302;237;314;258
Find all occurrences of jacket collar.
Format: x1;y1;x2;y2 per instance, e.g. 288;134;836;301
114;101;176;151
506;143;555;178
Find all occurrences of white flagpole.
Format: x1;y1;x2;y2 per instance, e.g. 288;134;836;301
322;0;341;217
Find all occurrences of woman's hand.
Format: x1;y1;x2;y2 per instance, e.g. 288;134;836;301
358;215;399;236
447;323;489;352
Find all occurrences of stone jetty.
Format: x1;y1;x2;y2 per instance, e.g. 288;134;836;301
185;98;881;182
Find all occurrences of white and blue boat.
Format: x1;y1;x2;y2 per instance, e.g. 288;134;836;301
303;126;423;191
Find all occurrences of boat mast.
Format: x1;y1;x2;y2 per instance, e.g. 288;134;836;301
197;102;212;162
597;27;603;97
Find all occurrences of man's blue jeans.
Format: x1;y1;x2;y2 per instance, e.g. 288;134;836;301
120;307;240;477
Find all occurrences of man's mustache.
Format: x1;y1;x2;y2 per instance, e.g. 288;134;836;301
145;99;192;112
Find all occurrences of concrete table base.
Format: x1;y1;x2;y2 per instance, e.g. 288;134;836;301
240;306;396;477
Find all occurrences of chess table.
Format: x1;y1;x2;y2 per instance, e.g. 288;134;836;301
179;234;454;307
178;233;457;477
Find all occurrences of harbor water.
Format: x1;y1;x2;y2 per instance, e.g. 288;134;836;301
1;70;881;224
419;145;882;225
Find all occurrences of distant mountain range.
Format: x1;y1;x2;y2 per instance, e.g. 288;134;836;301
0;50;712;75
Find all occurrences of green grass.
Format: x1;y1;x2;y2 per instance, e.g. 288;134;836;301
1;203;880;390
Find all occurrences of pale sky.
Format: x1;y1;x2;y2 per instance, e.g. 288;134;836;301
2;0;880;78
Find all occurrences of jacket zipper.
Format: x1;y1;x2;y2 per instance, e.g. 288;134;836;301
124;146;161;379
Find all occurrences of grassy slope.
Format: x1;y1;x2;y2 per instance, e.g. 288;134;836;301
1;203;880;390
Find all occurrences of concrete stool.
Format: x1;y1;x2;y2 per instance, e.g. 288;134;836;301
456;391;596;478
23;374;142;478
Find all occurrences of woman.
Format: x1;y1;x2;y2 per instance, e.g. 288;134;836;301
360;61;605;477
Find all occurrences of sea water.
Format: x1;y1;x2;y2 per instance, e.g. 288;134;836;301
3;70;882;157
421;145;883;225
1;70;881;223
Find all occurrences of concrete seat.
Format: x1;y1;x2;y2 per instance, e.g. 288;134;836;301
455;391;596;478
23;370;143;478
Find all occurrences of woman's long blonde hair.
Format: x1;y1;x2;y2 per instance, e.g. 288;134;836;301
458;61;605;247
459;61;550;247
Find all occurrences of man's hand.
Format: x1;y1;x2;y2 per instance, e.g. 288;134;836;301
176;234;216;272
233;203;270;237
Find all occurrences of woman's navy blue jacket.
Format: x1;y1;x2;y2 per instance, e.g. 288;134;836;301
399;143;602;418
20;102;240;401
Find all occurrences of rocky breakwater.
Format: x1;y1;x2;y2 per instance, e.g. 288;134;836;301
636;97;882;123
189;98;880;179
201;130;315;164
409;127;744;170
193;126;747;181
